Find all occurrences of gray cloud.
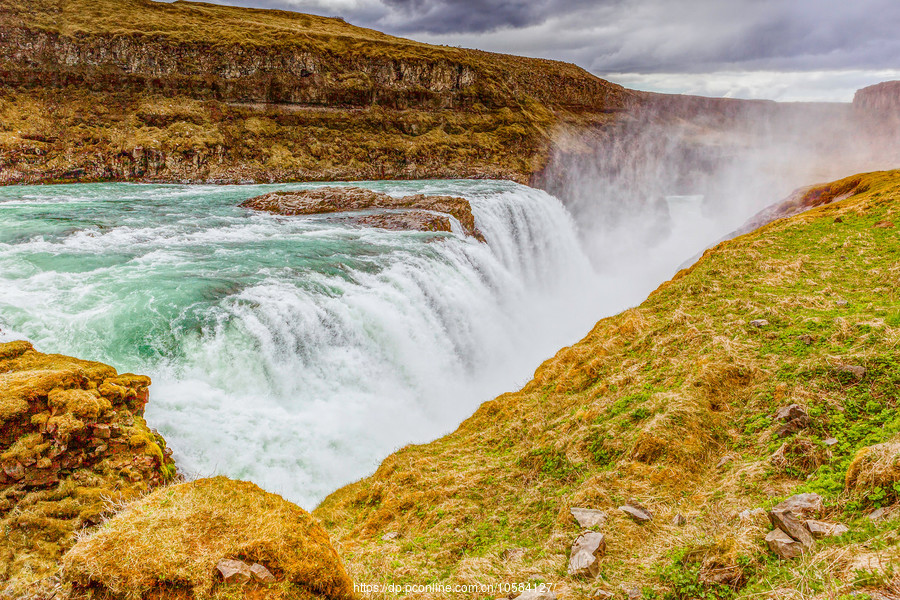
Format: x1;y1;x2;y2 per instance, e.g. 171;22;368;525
188;0;900;100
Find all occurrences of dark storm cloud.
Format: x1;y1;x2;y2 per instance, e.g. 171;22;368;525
188;0;900;99
376;0;614;34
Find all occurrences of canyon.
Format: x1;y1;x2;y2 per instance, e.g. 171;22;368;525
2;1;900;599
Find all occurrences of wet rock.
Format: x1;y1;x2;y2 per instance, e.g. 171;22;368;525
769;508;815;549
216;559;252;583
765;528;804;559
749;319;770;328
249;563;276;584
805;520;849;539
671;513;686;527
773;493;824;519
619;502;652;523
570;507;607;529
567;532;606;578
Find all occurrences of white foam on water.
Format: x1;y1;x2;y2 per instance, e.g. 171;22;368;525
0;181;612;507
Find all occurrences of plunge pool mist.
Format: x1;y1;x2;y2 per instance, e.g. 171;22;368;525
0;179;639;507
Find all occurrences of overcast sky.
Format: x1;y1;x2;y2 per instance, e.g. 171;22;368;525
198;0;900;101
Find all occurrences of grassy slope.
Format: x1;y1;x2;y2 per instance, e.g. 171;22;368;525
0;0;631;185
316;171;900;599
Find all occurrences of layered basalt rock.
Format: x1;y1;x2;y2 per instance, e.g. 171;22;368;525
241;186;487;240
854;81;900;113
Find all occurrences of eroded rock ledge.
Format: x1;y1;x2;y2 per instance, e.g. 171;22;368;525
241;186;487;241
0;340;177;595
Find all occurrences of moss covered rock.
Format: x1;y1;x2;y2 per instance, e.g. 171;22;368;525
0;341;176;597
62;477;354;600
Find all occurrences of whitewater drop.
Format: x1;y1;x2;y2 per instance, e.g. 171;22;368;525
0;180;610;507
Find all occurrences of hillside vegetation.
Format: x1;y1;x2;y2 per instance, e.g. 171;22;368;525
315;170;900;599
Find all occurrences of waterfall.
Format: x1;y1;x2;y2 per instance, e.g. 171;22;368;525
0;181;604;507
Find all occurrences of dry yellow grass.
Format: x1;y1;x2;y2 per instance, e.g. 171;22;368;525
314;171;900;599
62;477;354;600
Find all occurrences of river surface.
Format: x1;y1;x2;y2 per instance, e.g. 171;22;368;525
0;180;646;506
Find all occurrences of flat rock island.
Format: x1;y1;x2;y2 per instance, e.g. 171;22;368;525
241;187;486;241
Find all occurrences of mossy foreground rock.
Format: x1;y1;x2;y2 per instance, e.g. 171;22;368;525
0;341;176;597
62;477;353;600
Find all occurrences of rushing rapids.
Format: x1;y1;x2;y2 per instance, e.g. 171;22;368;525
0;179;623;506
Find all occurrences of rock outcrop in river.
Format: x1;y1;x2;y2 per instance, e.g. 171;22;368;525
241;187;486;240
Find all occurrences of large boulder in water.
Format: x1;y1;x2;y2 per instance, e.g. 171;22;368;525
241;186;486;241
62;476;354;599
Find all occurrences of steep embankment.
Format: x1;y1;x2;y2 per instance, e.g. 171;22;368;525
0;0;632;185
316;170;900;598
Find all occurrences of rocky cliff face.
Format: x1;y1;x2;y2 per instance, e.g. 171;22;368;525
0;0;636;186
854;80;900;113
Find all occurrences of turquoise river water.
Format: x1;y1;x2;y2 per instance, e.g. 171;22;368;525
0;179;644;506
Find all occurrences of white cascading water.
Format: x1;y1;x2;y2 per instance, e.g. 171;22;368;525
0;180;613;507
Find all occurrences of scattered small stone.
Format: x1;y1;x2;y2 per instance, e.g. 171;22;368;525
773;404;812;438
381;531;401;541
738;507;766;522
216;559;252;584
769;508;815;549
824;437;838;446
866;507;892;523
765;528;805;559
249;563;276;584
626;586;642;600
671;513;686;527
619;502;652;523
773;493;824;520
749;319;770;328
567;532;606;578
502;547;527;561
516;587;556;600
836;364;866;379
797;334;815;345
804;520;849;539
570;507;607;529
